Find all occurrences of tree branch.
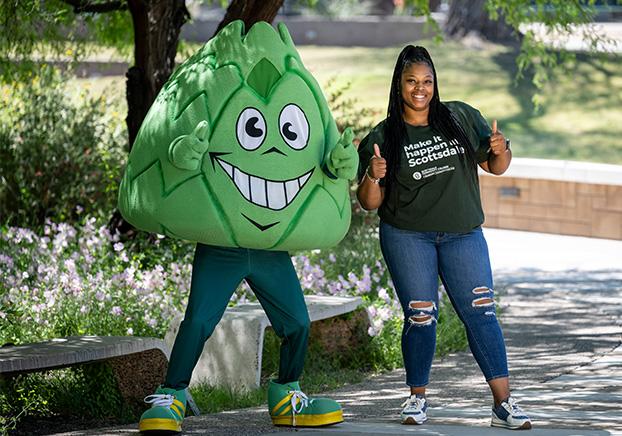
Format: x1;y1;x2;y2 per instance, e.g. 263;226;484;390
60;0;128;14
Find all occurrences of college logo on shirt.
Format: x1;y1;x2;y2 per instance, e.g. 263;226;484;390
403;135;465;180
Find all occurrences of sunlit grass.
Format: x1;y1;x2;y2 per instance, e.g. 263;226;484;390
296;41;622;164
15;39;621;164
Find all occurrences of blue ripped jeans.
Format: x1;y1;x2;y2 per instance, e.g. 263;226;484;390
379;221;509;387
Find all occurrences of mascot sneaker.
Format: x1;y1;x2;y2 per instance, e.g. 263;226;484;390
139;386;187;434
268;380;343;427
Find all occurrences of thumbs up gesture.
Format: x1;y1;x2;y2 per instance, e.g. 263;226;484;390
367;143;386;181
326;127;359;180
169;121;210;170
488;120;508;156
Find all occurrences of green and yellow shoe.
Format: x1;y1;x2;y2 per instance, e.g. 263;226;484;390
268;380;343;427
139;386;187;434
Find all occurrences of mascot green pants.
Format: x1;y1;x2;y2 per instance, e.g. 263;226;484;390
167;245;309;389
118;20;358;433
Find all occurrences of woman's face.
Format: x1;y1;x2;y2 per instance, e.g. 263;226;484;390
400;62;434;114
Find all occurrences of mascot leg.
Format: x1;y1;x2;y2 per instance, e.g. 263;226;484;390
247;250;344;427
139;244;246;434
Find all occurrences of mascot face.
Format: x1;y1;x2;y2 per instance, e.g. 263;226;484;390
206;68;324;239
118;21;350;250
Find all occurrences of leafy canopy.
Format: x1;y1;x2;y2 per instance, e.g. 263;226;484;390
0;0;620;98
404;0;621;102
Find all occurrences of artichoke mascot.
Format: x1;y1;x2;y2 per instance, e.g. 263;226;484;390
118;20;358;434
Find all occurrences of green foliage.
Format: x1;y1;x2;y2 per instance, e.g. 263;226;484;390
83;7;133;57
436;294;468;356
0;375;46;435
365;316;404;370
0;67;126;229
0;0;131;82
78;362;127;418
0;362;130;433
188;383;266;414
488;0;620;105
0;221;194;347
401;0;622;103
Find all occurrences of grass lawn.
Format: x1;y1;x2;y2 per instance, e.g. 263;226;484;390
298;41;622;164
72;39;622;164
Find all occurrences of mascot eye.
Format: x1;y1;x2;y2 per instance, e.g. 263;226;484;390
236;107;266;150
279;104;309;150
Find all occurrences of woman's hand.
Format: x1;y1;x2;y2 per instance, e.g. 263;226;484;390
488;120;508;156
481;119;512;175
368;144;387;180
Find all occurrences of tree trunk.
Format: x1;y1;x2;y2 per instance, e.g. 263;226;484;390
110;0;189;236
214;0;284;36
370;0;395;15
429;0;441;12
445;0;515;42
126;0;190;149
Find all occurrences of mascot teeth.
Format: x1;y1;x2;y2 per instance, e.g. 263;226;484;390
217;158;313;210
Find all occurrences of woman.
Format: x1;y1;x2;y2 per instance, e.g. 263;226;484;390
356;45;531;430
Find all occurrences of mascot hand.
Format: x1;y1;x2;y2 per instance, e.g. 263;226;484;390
168;121;210;170
326;127;358;180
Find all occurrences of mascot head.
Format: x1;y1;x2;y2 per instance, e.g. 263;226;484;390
118;21;351;250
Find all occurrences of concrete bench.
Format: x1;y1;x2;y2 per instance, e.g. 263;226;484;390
0;335;200;416
165;295;363;390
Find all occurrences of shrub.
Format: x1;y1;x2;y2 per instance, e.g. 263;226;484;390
0;219;194;346
0;362;131;435
0;67;126;229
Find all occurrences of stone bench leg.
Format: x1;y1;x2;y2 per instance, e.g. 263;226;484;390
166;313;270;390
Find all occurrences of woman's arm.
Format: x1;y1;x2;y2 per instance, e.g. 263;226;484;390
356;143;386;210
357;173;385;210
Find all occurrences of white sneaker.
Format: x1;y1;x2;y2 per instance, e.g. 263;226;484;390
491;396;532;430
400;394;428;425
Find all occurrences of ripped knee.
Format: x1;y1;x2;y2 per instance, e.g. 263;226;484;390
407;300;437;326
471;286;496;315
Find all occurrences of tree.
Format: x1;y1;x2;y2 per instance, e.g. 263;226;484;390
0;0;283;151
215;0;283;35
405;0;620;96
445;0;514;42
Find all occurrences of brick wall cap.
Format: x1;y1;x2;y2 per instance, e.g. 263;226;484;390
479;158;622;186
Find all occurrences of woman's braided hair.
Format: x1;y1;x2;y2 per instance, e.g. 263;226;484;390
383;45;478;198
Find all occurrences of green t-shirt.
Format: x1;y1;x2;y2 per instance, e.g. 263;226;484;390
357;101;491;232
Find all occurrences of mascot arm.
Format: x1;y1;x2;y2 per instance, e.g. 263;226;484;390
168;120;210;171
323;126;358;181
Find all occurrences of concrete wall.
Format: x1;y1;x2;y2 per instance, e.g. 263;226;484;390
480;158;622;240
181;16;436;47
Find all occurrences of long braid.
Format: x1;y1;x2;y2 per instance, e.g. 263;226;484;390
383;45;478;202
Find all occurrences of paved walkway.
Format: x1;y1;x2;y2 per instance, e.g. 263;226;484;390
63;228;622;435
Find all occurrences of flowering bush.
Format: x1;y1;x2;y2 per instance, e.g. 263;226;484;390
0;212;465;369
0;215;401;346
0;219;194;345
